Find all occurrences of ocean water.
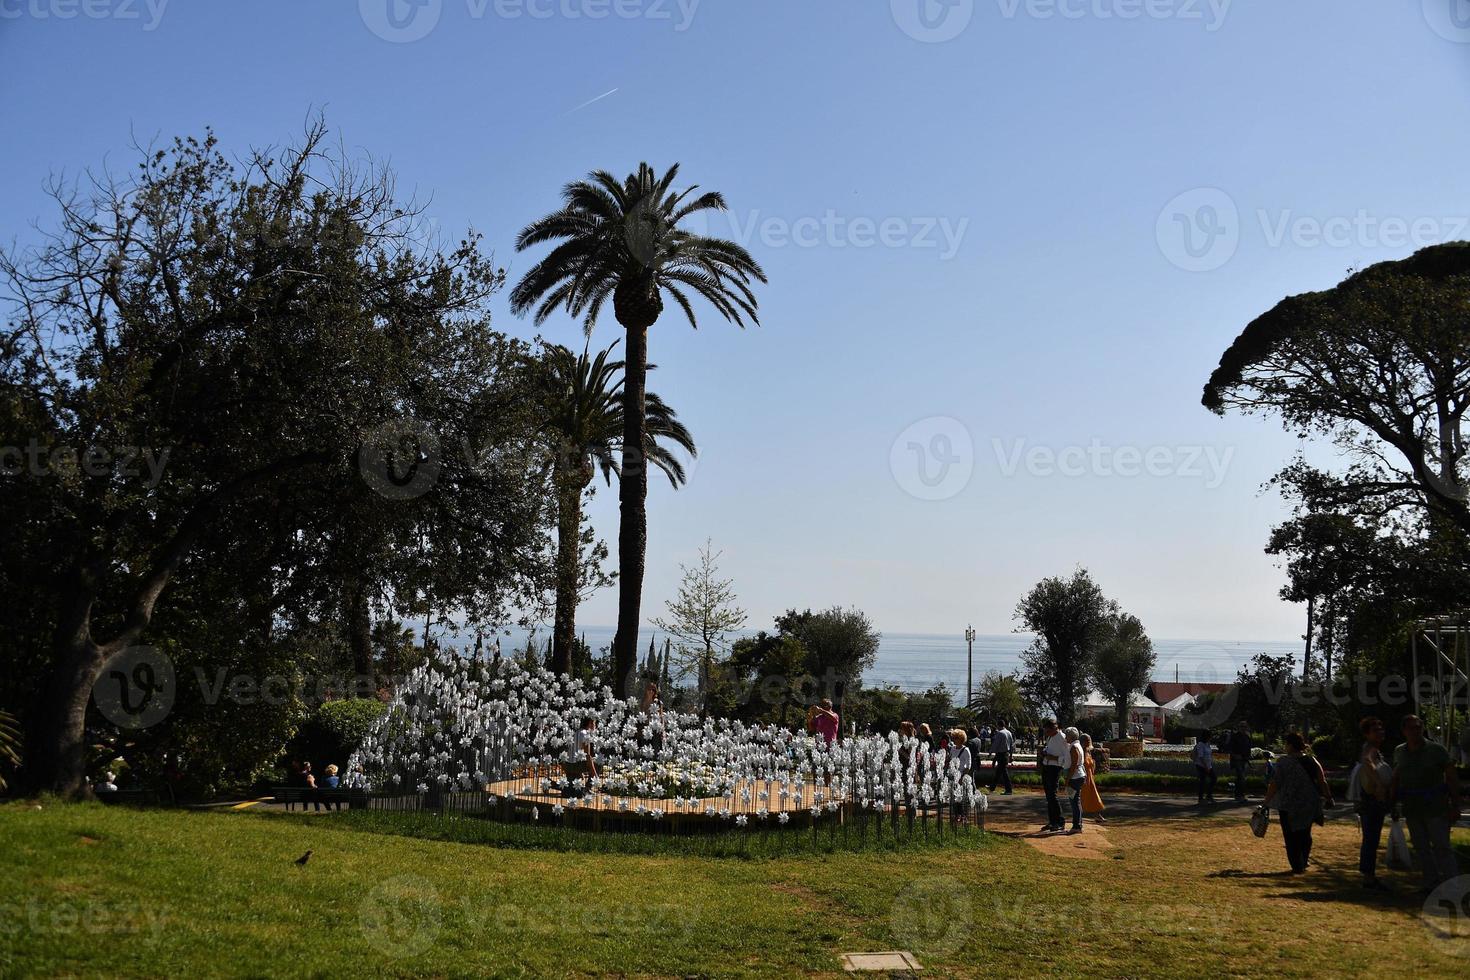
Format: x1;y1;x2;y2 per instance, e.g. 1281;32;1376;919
451;626;1302;694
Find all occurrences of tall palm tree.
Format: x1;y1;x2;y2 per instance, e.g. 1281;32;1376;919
538;341;696;676
512;163;765;696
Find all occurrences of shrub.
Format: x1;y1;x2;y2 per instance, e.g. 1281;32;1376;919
293;699;387;770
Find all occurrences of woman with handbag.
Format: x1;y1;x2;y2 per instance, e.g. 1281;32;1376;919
1262;731;1333;873
1348;716;1392;890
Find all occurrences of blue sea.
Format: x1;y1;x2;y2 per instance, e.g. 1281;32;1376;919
448;626;1301;694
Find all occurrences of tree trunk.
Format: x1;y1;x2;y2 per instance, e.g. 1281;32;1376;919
25;575;106;797
1116;700;1128;741
550;473;582;676
1302;594;1315;680
347;577;374;690
611;322;650;698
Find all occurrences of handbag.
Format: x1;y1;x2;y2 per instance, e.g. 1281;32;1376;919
1386;818;1413;870
1250;805;1270;838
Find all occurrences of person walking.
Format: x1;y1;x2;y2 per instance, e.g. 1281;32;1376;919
1228;722;1252;801
1039;718;1067;832
1080;733;1106;823
1064;727;1087;834
1191;734;1218;804
1391;714;1463;891
989;719;1014;795
1262;731;1332;873
1348;716;1392;890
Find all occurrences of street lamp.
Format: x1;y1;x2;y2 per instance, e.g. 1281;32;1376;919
965;625;977;708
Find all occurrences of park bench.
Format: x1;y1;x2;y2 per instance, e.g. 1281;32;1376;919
271;786;365;811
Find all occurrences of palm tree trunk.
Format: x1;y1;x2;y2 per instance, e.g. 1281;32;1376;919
612;323;650;698
551;477;581;677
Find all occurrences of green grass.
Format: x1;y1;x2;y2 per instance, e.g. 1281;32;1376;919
3;800;1468;977
336;807;989;859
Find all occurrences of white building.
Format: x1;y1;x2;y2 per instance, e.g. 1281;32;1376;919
1076;691;1163;738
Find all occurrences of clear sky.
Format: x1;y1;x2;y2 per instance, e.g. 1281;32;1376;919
4;1;1469;642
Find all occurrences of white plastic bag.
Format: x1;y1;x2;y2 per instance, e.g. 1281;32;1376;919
1385;817;1413;871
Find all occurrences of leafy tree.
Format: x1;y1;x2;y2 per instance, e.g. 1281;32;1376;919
1091;612;1155;738
775;606;881;701
1203;244;1470;539
511;164;766;696
0;123;553;795
1015;569;1117;725
654;541;747;703
535;342;694;674
726;631;809;724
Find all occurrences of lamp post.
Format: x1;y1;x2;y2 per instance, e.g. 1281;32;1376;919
965;625;976;708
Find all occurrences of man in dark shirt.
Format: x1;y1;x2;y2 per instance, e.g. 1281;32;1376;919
1228;722;1252;801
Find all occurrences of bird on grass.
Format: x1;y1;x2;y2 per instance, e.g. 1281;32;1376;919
294;850;312;867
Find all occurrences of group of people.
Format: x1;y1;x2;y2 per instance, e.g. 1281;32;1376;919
1255;714;1462;891
1037;718;1106;834
289;760;344;811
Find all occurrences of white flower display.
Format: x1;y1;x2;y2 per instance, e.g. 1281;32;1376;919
347;652;977;826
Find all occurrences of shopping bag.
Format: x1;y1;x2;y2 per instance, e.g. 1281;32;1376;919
1385;818;1413;870
1250;805;1269;838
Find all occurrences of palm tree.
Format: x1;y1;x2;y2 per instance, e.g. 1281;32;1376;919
512;163;765;696
0;710;21;794
537;341;696;676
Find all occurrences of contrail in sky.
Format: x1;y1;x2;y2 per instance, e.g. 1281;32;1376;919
567;88;619;115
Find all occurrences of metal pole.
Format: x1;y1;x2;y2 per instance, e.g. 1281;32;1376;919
965;625;976;708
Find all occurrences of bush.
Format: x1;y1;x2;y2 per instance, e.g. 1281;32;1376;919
292;699;387;771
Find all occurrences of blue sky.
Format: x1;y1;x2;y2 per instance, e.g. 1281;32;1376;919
4;1;1469;641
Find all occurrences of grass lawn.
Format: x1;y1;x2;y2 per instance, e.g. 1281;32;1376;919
3;798;1468;978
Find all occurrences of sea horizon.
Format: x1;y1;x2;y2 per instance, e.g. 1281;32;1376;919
443;625;1303;694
